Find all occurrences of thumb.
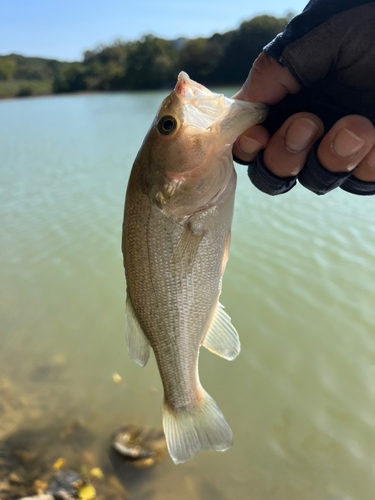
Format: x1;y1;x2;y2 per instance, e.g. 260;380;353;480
233;52;301;105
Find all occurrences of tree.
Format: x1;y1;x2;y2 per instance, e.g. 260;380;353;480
123;35;178;89
216;15;288;83
0;58;16;80
179;38;223;83
53;63;87;93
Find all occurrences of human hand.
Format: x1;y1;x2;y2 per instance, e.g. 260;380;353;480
233;2;375;196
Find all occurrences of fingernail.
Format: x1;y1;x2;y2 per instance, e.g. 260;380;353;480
285;118;319;153
238;136;262;155
332;128;365;157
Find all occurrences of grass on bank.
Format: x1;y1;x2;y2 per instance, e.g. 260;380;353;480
0;79;53;99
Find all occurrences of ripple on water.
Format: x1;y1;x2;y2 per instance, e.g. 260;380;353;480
2;94;375;499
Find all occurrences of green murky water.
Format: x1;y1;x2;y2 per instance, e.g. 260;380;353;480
1;90;375;500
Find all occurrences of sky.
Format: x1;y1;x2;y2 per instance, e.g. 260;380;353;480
1;0;308;61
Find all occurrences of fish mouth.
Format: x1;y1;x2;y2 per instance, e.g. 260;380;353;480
174;72;267;135
174;72;232;129
175;72;213;99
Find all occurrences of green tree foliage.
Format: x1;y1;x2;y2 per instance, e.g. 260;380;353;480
215;15;289;83
53;63;87;93
0;13;290;98
83;42;128;90
0;58;16;80
179;37;219;83
123;35;178;89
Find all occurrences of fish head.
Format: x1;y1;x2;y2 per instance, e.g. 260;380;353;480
138;72;268;217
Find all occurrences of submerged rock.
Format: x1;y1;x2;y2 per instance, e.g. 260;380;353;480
112;424;167;467
46;469;82;499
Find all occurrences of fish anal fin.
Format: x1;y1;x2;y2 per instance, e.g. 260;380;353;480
173;222;205;275
125;297;150;367
202;302;240;360
163;388;233;464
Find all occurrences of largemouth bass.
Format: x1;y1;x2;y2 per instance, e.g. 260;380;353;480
122;72;267;464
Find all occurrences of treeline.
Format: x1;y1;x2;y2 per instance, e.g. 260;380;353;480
0;54;67;98
0;13;291;98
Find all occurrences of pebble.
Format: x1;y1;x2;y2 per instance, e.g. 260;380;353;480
33;479;48;495
112;373;122;384
0;481;10;492
9;472;25;484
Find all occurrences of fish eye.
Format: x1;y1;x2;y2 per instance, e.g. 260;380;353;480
158;115;177;136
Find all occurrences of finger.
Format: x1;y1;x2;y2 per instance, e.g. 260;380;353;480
233;125;270;163
232;52;301;104
352;144;375;182
317;115;375;173
262;112;324;178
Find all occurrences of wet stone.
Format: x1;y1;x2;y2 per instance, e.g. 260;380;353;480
0;480;11;492
112;424;167;466
9;472;25;484
46;469;82;500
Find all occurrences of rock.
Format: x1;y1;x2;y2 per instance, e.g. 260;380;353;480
33;479;48;495
112;373;122;384
0;480;10;492
112;424;167;466
46;469;81;500
9;471;25;484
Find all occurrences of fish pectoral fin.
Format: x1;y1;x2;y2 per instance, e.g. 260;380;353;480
173;223;205;275
125;297;150;367
202;302;240;361
163;388;233;464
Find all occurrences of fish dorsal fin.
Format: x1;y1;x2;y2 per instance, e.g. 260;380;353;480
125;297;150;367
202;302;240;360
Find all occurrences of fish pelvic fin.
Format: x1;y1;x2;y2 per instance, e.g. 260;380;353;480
125;297;150;367
162;389;233;464
173;223;205;277
202;302;240;361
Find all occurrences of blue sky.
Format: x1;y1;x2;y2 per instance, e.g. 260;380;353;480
1;0;308;61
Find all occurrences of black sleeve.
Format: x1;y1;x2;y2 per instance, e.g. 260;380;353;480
263;1;375;133
240;0;375;197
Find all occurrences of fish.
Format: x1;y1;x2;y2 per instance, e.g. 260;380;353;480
122;72;267;464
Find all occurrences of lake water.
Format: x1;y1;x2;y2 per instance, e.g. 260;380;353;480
1;90;375;500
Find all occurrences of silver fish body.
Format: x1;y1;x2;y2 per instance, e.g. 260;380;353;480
122;72;267;464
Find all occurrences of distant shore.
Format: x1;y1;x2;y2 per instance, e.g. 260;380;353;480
0;14;290;101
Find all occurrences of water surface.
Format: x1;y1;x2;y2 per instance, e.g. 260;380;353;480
1;90;375;500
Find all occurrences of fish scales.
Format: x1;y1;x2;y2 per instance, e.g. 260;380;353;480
125;165;232;408
122;72;267;464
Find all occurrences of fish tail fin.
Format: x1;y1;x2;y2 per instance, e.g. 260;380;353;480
162;389;233;464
